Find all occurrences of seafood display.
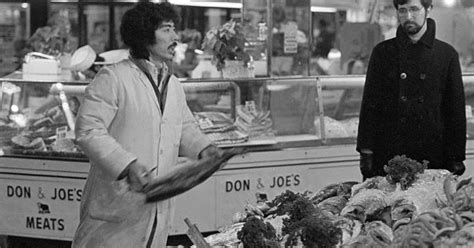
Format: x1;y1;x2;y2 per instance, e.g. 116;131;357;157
234;104;274;139
194;102;277;145
194;111;248;145
145;147;245;202
1;96;83;158
204;167;474;247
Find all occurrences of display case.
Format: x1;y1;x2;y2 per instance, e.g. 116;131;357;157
0;72;85;160
1;71;473;243
0;73;331;157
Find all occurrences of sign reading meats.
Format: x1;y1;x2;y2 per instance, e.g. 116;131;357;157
0;178;84;239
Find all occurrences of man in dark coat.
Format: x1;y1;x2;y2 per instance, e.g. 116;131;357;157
357;0;466;179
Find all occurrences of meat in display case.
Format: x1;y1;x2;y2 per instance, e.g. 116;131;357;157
2;72;474;161
0;74;86;160
0;75;323;157
0;71;473;243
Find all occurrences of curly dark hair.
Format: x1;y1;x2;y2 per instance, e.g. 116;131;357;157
393;0;432;10
120;2;180;59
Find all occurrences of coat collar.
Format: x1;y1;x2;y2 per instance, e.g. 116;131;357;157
396;18;436;48
129;56;169;78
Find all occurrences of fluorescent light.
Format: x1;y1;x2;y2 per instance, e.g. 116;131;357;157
442;0;456;7
50;0;78;2
311;6;337;13
167;0;241;8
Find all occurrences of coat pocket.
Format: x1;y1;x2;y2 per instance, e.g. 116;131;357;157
89;179;147;223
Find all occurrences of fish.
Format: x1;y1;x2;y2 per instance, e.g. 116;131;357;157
333;217;362;245
310;183;343;205
341;189;387;222
365;220;393;246
145;148;245;202
311;181;359;205
391;198;417;222
318;195;349;216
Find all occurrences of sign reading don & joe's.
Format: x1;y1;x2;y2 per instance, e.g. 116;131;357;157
0;177;84;240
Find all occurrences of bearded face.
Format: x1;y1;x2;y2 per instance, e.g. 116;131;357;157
402;15;426;35
396;0;430;36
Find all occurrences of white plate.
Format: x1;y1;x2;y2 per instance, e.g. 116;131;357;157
70;45;96;71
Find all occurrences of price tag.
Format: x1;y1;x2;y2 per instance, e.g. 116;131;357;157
258;23;267;41
245;101;257;114
197;118;214;130
56;126;68;140
282;21;298;54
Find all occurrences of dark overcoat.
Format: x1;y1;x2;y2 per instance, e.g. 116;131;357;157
357;18;466;177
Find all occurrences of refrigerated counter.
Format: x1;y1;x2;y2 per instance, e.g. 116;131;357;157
0;71;473;242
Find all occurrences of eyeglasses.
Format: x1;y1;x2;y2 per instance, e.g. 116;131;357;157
397;6;423;16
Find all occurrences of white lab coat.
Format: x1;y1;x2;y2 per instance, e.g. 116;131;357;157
72;59;211;248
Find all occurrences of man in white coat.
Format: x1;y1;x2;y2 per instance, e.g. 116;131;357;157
72;2;219;247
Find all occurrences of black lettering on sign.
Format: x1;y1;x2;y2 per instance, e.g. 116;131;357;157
51;187;82;201
25;216;65;231
294;174;301;186
26;216;35;229
225;179;250;192
58;219;65;231
270;174;301;188
77;189;82;201
7;185;31;198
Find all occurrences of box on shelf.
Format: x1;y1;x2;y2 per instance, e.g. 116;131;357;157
22;53;61;75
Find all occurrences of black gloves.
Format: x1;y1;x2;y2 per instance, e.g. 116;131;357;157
447;161;466;176
359;152;373;181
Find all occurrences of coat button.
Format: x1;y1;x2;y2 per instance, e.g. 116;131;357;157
400;73;407;79
420;73;426;80
401;96;407;102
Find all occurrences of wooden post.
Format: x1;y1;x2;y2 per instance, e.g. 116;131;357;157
184;218;211;248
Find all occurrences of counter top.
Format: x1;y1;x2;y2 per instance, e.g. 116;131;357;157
1;70;89;84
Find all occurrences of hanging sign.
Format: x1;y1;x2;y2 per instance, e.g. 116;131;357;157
282;21;298;54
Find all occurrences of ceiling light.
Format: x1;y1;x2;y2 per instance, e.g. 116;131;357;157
442;0;456;7
168;0;241;9
311;6;337;13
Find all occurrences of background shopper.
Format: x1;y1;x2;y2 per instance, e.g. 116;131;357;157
357;0;466;179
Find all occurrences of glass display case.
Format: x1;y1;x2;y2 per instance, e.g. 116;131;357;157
1;72;474;161
0;71;86;160
0;73;325;159
1;71;474;243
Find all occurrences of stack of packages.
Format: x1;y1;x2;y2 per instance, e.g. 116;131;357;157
235;101;274;140
194;111;248;145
